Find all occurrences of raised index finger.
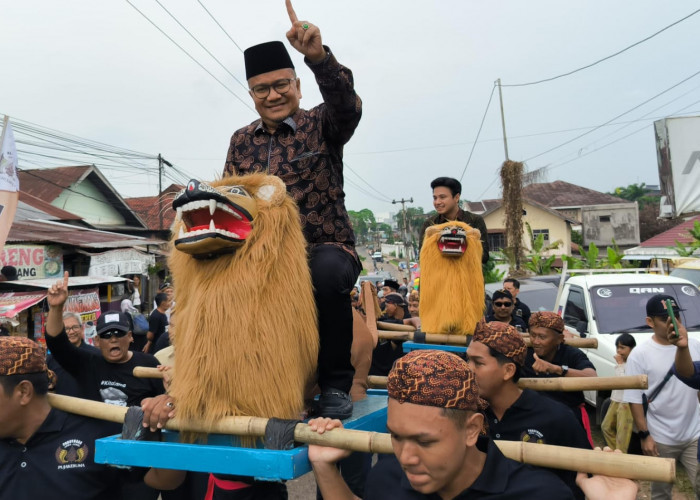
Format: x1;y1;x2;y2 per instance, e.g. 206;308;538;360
62;270;69;289
285;0;298;24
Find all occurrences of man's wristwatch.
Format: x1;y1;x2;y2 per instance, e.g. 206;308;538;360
560;365;569;377
638;430;651;439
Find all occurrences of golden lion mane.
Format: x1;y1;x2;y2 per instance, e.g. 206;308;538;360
168;173;319;435
419;221;484;336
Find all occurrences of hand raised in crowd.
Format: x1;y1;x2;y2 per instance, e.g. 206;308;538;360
307;417;352;465
47;271;70;308
575;447;638;500
141;394;177;432
285;0;326;63
666;316;688;347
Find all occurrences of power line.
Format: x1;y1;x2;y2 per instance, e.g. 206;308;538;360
503;7;700;87
124;0;255;114
459;84;496;183
540;96;700;173
524;67;700;162
343;162;394;203
154;0;249;93
196;0;244;53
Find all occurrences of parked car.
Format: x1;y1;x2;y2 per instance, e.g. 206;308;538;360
485;279;559;314
355;271;393;290
670;258;700;286
398;261;417;271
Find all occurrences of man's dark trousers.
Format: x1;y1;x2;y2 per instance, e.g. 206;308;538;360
309;245;360;394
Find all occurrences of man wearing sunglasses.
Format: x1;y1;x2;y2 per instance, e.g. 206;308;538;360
485;289;528;332
45;272;164;410
223;0;362;420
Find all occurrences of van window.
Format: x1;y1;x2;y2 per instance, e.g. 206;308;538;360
590;284;700;333
564;287;587;328
670;268;700;287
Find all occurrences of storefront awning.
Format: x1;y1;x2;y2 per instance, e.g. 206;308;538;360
0;291;47;318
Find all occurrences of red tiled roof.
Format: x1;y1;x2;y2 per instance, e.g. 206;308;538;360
125;184;182;231
522;180;627;208
640;216;700;247
18;166;92;202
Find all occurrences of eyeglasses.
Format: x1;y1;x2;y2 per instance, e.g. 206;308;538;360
493;301;513;308
98;330;129;340
65;325;82;332
249;78;296;99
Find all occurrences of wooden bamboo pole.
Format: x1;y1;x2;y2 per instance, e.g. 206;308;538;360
367;375;647;392
135;368;644;392
376;330;597;349
46;393;674;482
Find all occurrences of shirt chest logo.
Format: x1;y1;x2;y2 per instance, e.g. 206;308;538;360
520;429;546;444
55;438;89;469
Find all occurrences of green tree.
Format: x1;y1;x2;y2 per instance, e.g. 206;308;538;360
523;223;562;275
483;259;506;284
670;221;700;257
348;208;376;245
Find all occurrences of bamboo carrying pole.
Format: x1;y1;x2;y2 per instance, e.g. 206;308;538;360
134;367;645;392
366;374;648;392
376;329;598;349
46;393;674;482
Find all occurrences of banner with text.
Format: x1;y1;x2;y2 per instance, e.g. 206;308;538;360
0;244;63;279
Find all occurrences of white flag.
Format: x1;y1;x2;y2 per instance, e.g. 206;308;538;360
0;122;19;192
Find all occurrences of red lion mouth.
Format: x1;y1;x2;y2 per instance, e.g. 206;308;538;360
437;226;467;256
172;180;255;257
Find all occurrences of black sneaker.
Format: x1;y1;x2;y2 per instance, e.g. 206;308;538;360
317;389;353;420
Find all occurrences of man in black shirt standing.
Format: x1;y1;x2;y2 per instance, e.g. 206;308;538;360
522;311;597;446
45;273;164;410
144;292;170;354
0;336;122;500
503;278;531;325
485;289;527;332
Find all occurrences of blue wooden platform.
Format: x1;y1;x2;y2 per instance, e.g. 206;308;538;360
95;394;388;481
402;341;466;354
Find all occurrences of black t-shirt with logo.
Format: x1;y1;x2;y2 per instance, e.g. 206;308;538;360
0;409;122;500
46;330;164;407
484;389;591;498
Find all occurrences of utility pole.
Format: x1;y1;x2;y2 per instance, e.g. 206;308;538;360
157;154;172;230
392;197;413;280
496;78;509;161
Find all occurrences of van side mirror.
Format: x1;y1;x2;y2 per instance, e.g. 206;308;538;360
575;320;588;337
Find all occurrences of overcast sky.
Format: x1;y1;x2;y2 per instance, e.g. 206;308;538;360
2;1;699;218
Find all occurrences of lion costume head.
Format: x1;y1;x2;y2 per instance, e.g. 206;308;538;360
168;174;319;434
419;222;484;336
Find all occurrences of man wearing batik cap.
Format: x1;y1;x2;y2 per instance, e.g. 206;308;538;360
308;349;576;499
0;336;122;500
522;311;597;445
468;321;591;499
623;294;700;500
223;0;362;420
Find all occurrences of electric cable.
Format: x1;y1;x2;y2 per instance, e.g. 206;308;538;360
503;7;700;87
125;0;256;114
459;84;496;183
